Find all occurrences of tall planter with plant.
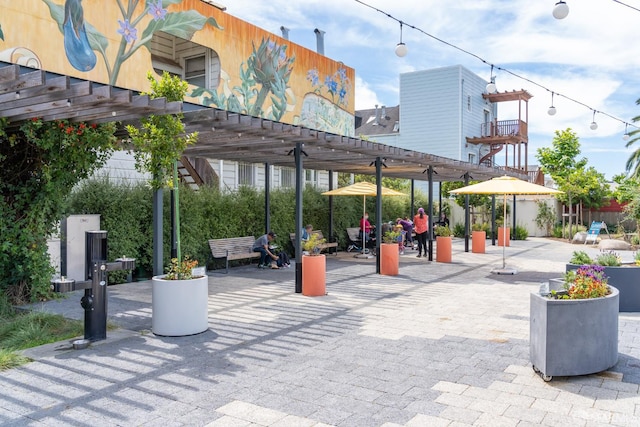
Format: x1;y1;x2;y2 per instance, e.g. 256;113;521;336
302;234;326;296
127;72;204;335
435;226;452;263
531;264;618;381
380;229;400;276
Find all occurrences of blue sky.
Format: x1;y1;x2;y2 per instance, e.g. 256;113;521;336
223;0;640;180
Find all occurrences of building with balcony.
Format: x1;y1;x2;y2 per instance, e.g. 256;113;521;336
356;65;533;180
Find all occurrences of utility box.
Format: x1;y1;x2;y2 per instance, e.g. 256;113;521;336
61;215;100;282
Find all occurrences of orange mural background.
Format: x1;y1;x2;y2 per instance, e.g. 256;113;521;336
0;0;355;135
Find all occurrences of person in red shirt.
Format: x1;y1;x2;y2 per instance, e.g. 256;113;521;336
360;212;374;251
413;208;429;258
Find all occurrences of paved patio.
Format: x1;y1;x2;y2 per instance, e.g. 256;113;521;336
3;237;640;426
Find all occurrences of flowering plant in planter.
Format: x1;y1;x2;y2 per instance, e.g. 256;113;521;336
302;233;325;256
164;256;201;280
558;265;610;299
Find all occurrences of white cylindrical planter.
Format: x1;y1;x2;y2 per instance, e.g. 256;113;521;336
152;275;209;336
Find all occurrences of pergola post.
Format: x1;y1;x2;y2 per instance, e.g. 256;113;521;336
375;157;383;274
328;170;334;243
491;195;497;246
464;172;470;252
153;186;163;276
410;179;415;219
265;162;271;233
294;143;304;293
427;166;434;261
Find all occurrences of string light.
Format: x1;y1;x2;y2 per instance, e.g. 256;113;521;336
548;92;556;116
354;0;639;132
395;21;407;57
590;110;598;130
553;1;569;19
623;123;630;141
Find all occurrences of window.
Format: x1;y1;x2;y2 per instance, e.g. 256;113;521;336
305;169;317;186
280;167;295;188
468;153;476;164
184;55;206;88
150;31;221;89
238;162;254;186
466;94;472;112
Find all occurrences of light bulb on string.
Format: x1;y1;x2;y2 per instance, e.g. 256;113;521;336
395;21;408;57
590;110;598;130
486;65;497;94
623;123;630;141
553;1;569;19
548;92;556;116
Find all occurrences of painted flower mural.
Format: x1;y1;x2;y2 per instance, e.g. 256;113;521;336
307;66;351;108
192;37;296;122
42;0;222;85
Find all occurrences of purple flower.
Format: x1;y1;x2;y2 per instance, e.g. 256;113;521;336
337;67;347;82
148;0;167;21
306;69;319;86
117;19;137;43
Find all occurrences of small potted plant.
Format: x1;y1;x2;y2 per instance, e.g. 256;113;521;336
531;264;618;381
435;225;452;263
151;256;208;336
301;233;326;296
565;250;640;312
380;229;401;276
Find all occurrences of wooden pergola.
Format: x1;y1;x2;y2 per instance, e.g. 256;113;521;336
1;61;527;290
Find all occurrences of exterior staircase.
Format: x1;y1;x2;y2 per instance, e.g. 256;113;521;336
177;156;217;190
479;143;504;167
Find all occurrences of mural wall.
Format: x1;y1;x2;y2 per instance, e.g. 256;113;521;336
0;0;355;136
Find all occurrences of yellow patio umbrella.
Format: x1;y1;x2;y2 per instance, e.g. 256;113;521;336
322;182;407;257
449;175;563;274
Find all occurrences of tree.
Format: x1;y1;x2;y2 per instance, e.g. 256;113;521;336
536;128;588;238
127;72;198;265
625;97;640;178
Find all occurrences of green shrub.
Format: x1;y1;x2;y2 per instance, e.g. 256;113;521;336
471;222;491;235
552;223;587;239
595;251;622;267
452;223;465;238
512;225;528;240
570;251;593;265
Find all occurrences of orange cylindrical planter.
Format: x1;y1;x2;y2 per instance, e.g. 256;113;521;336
302;255;326;296
472;231;486;253
436;236;452;263
380;243;399;276
498;227;511;247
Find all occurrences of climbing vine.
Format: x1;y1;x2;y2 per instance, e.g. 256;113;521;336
0;117;117;303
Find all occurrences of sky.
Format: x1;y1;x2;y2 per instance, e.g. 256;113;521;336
222;0;640;180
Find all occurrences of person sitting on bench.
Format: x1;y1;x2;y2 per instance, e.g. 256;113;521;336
253;231;278;268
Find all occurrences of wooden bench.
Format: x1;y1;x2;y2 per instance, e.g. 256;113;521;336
289;230;338;255
208;236;261;273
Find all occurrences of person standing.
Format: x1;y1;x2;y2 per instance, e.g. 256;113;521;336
413;208;429;258
397;217;414;249
360;212;374;248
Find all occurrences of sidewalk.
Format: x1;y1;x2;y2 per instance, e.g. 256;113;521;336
3;237;640;426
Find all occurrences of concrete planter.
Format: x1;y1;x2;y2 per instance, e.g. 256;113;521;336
530;286;619;381
152;275;209;336
566;264;640;312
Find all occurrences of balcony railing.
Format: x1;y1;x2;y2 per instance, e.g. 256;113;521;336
480;119;527;139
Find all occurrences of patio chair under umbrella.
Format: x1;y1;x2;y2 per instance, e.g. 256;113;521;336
322;182;407;258
449;175;563;274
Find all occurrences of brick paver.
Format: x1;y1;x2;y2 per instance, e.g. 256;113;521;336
2;238;640;426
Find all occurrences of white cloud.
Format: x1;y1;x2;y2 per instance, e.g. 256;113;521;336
354;76;382;110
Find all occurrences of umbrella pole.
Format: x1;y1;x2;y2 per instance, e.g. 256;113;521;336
503;194;507;269
362;195;366;255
